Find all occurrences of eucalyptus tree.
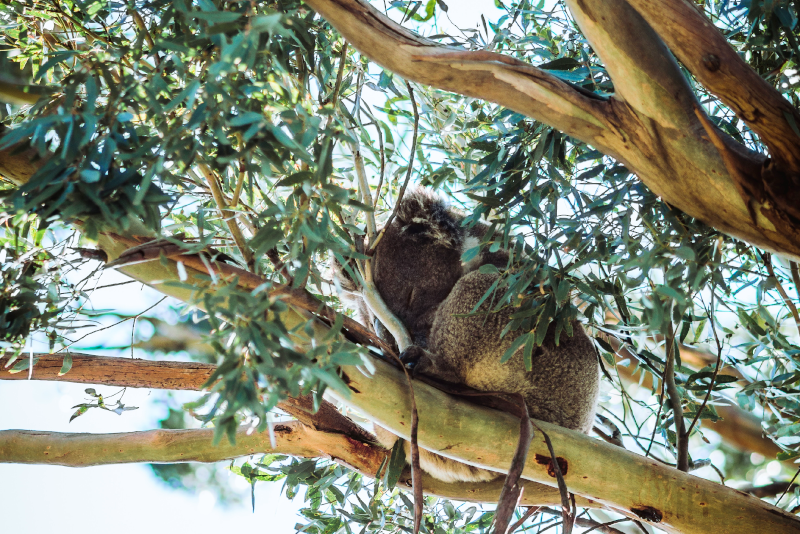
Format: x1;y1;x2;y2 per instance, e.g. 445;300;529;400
2;1;800;533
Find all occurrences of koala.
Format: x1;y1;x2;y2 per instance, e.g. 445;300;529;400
336;189;600;483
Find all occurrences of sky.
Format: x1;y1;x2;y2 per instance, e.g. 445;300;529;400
0;2;509;533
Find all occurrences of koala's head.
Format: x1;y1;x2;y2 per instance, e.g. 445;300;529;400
392;189;464;249
372;189;466;341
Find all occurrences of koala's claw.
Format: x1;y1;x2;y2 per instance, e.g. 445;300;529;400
399;345;428;376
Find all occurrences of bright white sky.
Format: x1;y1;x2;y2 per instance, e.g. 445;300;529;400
0;2;510;533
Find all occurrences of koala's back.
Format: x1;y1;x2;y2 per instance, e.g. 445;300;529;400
428;271;600;433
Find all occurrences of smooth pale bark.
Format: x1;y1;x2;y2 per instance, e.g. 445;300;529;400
1;351;780;461
0;426;596;508
1;219;796;530
624;0;800;173
332;356;800;534
1;2;799;528
301;0;800;260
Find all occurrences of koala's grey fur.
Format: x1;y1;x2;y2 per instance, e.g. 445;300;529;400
336;189;599;483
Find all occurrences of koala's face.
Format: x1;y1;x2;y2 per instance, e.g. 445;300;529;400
372;192;465;338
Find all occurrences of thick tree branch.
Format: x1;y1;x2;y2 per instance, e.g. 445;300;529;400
332;356;800;534
565;0;698;131
0;426;596;508
624;0;800;174
0;353;375;443
303;0;613;151
0;423;377;468
298;0;800;262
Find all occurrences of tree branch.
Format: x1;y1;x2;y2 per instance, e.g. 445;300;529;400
623;0;800;174
0;425;596;508
0;352;375;443
565;0;699;131
332;355;800;534
303;0;612;151
663;323;689;471
196;162;255;270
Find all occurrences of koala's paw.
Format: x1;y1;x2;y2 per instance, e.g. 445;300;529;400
399;345;431;377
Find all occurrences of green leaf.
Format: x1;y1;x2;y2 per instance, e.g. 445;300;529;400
58;353;73;376
384;438;406;490
501;333;530;364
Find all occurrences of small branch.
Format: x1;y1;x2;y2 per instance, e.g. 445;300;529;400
594;413;624;449
686;294;723;438
373;118;385;208
664;322;689;471
130;10;159;66
0;353;374;443
761;252;800;338
230;161;246;208
791;262;800;307
197;163;254;270
375;81;419;238
330;42;348;108
506;507;541;534
575;518;628;534
266;247;294;284
740;480;798;499
777;467;800;506
531;421;574;533
353;145;377;238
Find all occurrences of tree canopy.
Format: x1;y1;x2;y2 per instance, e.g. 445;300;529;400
2;1;800;533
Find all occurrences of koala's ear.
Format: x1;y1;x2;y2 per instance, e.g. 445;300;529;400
390;188;463;248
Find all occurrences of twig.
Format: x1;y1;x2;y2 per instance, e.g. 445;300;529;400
761;252;800;337
530;421;574;533
368;81;419;255
664;321;689;471
740;480;798;499
578;518;628;534
373;118;386;208
594;413;624;448
197;163;255;271
230;161;246;208
327;42;348;111
266;248;293;284
777;467;800;506
687;293;723;437
56;297;167;352
353;147;377;238
645;370;666;459
492;394;533;534
506;506;540;534
791;261;800;307
130;11;160;66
